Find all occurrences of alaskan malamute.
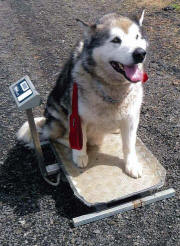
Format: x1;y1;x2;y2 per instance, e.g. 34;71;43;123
17;11;148;178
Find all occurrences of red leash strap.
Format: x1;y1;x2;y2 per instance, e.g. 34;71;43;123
69;82;83;150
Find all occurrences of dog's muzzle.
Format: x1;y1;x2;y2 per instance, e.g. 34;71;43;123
133;48;146;64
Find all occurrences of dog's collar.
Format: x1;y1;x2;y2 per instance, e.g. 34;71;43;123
95;81;131;104
100;93;121;103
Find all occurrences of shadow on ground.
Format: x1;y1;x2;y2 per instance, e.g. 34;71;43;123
0;143;93;220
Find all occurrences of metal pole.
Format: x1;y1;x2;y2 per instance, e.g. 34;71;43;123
26;108;61;186
26;108;47;177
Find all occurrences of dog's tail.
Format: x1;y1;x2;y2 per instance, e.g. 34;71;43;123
17;117;46;148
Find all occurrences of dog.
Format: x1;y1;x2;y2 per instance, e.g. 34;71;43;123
17;11;148;178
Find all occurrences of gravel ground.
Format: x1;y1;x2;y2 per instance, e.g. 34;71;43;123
0;0;179;245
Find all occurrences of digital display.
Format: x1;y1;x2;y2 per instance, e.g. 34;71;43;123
13;79;33;103
17;89;32;102
9;75;41;110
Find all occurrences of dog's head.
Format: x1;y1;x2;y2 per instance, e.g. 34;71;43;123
78;12;148;84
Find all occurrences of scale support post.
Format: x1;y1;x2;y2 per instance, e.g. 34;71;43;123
9;75;61;186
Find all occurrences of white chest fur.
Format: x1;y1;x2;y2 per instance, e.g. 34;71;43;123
78;82;143;132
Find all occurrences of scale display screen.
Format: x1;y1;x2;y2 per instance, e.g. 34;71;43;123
9;75;41;110
13;79;33;103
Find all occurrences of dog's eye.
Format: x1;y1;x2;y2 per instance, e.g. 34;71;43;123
136;34;139;39
111;37;121;44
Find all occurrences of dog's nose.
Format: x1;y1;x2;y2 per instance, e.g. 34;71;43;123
133;48;146;63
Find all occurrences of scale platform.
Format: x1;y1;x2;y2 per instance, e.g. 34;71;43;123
52;133;166;207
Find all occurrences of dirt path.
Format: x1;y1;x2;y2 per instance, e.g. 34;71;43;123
0;0;179;245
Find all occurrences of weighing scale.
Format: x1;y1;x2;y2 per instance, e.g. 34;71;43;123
9;76;175;226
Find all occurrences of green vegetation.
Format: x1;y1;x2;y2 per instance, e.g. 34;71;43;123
171;3;180;11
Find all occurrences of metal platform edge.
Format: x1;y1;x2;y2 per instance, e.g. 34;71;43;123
50;142;93;207
73;188;175;227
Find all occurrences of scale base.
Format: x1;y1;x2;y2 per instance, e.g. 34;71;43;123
50;133;175;226
52;133;166;207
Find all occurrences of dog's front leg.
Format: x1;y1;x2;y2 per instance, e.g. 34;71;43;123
120;116;142;178
72;122;88;168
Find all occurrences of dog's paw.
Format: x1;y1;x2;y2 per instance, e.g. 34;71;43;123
125;156;142;178
72;151;88;168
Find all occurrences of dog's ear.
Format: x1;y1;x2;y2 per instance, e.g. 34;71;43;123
139;9;145;26
76;18;96;37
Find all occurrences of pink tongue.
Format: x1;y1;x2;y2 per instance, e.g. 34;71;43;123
124;65;143;82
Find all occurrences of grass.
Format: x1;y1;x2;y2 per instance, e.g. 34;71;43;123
171;3;180;11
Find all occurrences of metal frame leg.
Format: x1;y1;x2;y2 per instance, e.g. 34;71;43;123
26;108;61;186
73;188;175;227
